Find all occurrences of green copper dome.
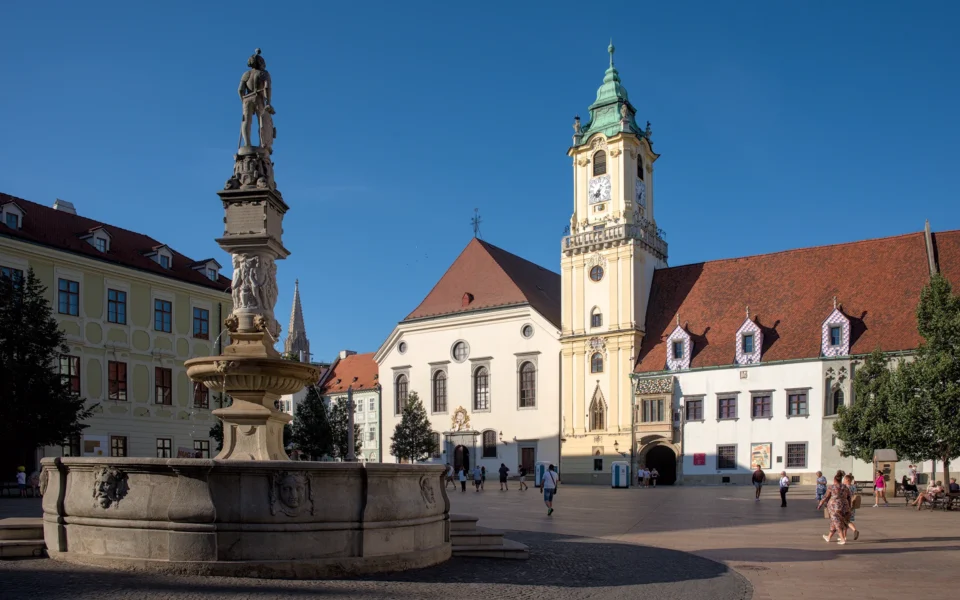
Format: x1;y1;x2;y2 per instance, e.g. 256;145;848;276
573;41;645;146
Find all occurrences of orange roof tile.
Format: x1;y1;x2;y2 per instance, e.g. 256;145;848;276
321;352;379;394
635;230;960;373
404;238;561;327
0;193;229;292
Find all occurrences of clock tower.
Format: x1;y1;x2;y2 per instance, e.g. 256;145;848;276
559;42;668;484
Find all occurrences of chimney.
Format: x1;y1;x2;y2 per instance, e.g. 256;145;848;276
52;198;77;215
339;350;357;360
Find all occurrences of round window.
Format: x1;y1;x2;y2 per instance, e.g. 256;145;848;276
590;265;604;282
452;341;469;362
521;324;534;339
398;341;407;354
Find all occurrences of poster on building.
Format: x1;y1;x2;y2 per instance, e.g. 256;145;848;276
177;447;199;458
693;453;706;466
82;435;107;457
751;443;772;470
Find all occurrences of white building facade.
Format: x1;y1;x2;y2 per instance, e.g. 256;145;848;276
320;351;381;463
377;239;562;474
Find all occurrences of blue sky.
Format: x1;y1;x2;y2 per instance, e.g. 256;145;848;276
4;2;959;361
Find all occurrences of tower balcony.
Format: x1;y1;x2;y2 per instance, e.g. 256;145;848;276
562;219;667;261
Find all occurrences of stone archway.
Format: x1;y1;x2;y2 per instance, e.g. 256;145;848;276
638;439;679;485
454;445;470;473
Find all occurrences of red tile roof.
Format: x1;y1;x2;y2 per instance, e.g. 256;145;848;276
635;230;960;373
0;193;230;292
404;238;561;328
321;352;379;393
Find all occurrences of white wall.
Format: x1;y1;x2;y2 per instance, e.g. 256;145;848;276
377;306;561;472
325;389;381;462
677;360;824;482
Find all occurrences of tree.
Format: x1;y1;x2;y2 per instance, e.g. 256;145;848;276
890;274;960;484
0;269;95;473
291;386;333;459
329;398;363;460
833;348;896;462
390;392;437;463
834;274;960;483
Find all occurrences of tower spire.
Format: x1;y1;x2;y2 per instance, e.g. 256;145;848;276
608;38;615;68
284;280;310;360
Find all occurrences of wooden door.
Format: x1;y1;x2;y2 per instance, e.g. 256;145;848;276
521;447;535;473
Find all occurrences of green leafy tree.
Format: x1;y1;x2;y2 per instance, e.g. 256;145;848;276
291;386;333;460
390;392;437;462
834;348;896;462
329;398;363;460
889;274;960;483
0;269;95;473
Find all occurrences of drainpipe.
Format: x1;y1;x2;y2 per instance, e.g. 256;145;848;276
376;383;383;464
630;377;636;487
558;349;562;476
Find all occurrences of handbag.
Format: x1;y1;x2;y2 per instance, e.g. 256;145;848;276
852;494;862;509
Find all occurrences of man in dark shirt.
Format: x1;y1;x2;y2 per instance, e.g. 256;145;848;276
752;465;766;501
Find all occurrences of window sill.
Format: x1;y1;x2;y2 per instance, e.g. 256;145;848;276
473;408;492;413
685;418;705;423
786;414;810;419
717;417;739;422
751;416;773;421
823;414;838;419
518;405;538;410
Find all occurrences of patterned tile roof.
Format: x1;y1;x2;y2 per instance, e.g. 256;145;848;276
321;352;379;394
635;229;960;373
0;192;230;292
404;238;561;328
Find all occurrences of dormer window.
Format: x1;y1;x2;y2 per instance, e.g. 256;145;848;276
821;304;851;357
2;202;25;230
160;255;170;269
95;238;107;252
192;259;222;281
742;334;754;354
81;227;112;252
207;268;217;281
829;326;841;346
736;311;763;365
5;213;18;229
666;323;692;371
672;341;684;360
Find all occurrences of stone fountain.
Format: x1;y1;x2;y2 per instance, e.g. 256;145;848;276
40;49;450;578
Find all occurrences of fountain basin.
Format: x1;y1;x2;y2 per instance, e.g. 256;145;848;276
41;458;450;578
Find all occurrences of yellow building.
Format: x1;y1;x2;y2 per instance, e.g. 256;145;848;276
0;194;231;465
559;44;669;484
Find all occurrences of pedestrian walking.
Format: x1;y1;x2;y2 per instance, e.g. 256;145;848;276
873;470;889;506
16;467;27;498
473;465;482;491
28;470;40;497
779;471;790;507
498;463;510;491
458;467;467;493
444;463;456;491
650;468;659;488
843;474;861;541
815;471;828;502
518;464;529;491
540;464;559;516
480;466;486;490
818;470;852;544
752;465;766;501
643;467;651;488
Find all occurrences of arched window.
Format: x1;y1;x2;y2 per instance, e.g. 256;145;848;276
591;307;603;328
830;388;844;416
430;432;442;458
395;374;408;413
591;352;604;373
473;366;490;410
593;150;607;176
432;371;447;413
590;397;605;431
519;361;536;408
637;155;644;180
482;430;497;458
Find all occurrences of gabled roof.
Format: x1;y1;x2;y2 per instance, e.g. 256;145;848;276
404;238;561;328
635;229;960;374
320;352;378;394
0;193;229;292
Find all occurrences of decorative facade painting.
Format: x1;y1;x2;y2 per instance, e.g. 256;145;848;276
735;314;763;365
665;324;692;371
750;442;772;470
821;307;851;357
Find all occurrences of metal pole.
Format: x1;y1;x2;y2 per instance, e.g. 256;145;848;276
346;386;356;462
630;378;637;488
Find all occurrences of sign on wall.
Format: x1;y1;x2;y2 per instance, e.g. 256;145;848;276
82;435;107;457
693;453;706;466
751;443;772;470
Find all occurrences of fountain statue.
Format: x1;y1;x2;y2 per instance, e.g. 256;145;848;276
40;49;450;578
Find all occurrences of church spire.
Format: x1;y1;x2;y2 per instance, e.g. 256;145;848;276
284;279;310;361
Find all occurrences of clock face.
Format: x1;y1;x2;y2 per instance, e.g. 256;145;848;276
635;179;646;207
588;175;612;205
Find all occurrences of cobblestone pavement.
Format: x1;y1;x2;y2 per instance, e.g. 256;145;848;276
446;483;960;600
0;497;748;600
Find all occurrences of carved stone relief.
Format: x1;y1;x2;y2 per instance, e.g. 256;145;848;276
39;469;49;496
231;254;279;312
269;471;315;517
419;476;436;507
93;466;129;509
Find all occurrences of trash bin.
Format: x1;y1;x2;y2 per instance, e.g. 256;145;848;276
611;461;630;488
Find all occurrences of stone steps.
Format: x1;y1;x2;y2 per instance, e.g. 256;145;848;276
449;514;529;559
0;518;46;559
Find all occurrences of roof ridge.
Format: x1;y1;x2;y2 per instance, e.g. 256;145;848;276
658;230;936;272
